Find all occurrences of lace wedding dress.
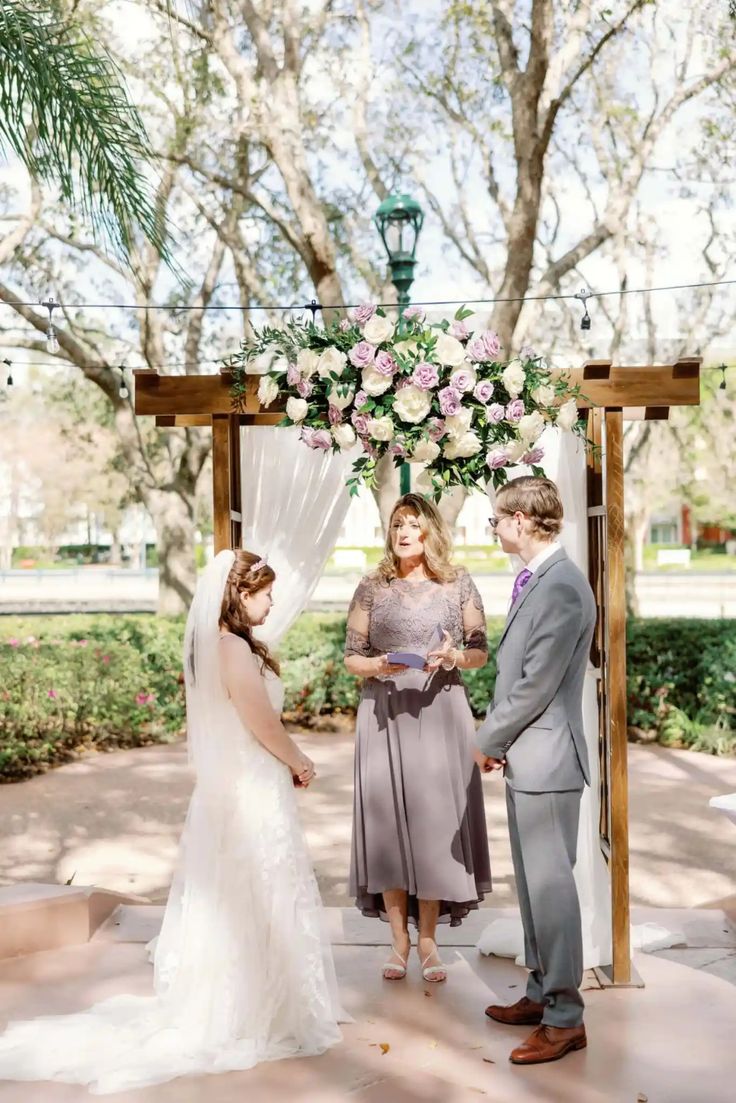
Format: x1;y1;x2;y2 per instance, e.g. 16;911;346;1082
0;552;344;1094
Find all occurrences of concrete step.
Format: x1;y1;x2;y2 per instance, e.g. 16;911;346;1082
0;883;149;960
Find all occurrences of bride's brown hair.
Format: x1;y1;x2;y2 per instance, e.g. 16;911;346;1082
219;549;280;676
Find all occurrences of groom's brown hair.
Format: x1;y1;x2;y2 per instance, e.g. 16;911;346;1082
496;476;563;540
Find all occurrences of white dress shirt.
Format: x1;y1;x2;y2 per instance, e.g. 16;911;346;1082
525;540;562;575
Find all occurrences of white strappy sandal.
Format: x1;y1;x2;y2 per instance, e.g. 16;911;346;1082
421;950;448;983
381;946;408;980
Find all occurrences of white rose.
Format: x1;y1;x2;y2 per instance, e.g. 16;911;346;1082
368;415;395;441
444;407;473;440
332;423;356;450
505;438;528;463
435;332;467;368
392;383;432;425
296;347;320;378
316;346;348;379
556;398;579;431
409;438;441;464
246;349;275;375
501;362;526;397
517;411;546;444
328;384;355;411
393;338;420;360
286;396;308;422
362;313;395;345
443;431;482;460
531;383;556;407
361;365;393;396
257;375;279;408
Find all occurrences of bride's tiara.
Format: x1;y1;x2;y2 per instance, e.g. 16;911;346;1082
250;555;268;573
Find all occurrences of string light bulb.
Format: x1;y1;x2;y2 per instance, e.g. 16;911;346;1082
2;358;12;386
574;288;592;331
42;296;59;354
118;366;129;399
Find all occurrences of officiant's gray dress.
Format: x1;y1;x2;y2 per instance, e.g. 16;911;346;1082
345;569;492;927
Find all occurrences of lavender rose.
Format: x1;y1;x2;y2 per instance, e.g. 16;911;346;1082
522;447;545;464
506;398;525;422
374;349;398;376
449;365;477;393
348;341;376;369
328;404;343;425
412;361;440;390
348;304;376;325
296;377;314;399
353;389;368;409
438;386;462;416
427;417;446;442
402;305;425;322
486;403;505;424
286;363;300;387
467;330;502;363
450;319;470;340
486;448;508;471
301;426;332;450
351;410;370;435
473;379;495;404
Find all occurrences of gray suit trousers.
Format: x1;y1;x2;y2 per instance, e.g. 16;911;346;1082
506;785;584;1028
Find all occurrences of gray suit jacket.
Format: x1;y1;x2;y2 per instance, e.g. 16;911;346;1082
476;547;596;792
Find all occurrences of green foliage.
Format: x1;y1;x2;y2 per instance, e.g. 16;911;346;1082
0;1;167;260
1;613;734;782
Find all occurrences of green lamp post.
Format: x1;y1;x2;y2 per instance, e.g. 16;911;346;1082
374;193;424;494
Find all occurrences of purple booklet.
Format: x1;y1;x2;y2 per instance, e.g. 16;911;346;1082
388;624;445;669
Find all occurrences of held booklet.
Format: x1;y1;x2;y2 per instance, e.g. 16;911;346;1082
387;623;446;670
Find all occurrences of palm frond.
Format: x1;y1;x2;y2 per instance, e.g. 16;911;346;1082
0;0;170;262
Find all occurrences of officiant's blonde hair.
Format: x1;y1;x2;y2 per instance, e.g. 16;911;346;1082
496;476;563;540
377;494;457;584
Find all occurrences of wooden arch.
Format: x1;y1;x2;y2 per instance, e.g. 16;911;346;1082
135;357;701;984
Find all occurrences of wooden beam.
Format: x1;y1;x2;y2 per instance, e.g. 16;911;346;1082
154;413;284;428
134;360;702;419
604;409;632;984
212;415;231;554
229;414;242;550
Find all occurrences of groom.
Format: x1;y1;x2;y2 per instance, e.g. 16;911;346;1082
476;475;596;1065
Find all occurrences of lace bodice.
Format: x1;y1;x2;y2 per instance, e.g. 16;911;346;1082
344;568;487;660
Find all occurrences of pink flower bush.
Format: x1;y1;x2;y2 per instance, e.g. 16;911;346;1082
47;689;58;700
135;692;155;706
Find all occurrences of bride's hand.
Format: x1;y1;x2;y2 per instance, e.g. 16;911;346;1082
292;753;315;785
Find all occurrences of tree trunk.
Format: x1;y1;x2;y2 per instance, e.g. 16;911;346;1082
147;488;197;616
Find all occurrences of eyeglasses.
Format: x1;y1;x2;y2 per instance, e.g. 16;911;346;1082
488;514;505;531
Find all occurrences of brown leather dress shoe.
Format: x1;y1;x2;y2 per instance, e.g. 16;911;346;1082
484;996;545;1025
509;1024;587;1065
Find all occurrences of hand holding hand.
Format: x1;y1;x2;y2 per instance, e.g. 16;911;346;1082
426;630;455;672
474;749;505;774
292;752;315;787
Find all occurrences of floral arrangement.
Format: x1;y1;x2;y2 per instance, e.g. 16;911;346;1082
228;305;583;497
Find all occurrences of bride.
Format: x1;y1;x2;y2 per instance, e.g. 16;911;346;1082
0;549;345;1094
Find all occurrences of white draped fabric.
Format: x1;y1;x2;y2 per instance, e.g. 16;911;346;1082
477;428;680;967
240;426;359;648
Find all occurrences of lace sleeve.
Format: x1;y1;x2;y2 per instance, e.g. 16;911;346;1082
460;569;488;652
344;576;374;658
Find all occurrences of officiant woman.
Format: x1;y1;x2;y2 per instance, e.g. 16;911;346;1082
344;493;492;983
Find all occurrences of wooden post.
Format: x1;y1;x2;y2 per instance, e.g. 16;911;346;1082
604;408;632;983
212;415;231;554
228;414;243;549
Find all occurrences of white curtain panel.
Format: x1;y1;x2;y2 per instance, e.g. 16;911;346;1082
240;426;360;648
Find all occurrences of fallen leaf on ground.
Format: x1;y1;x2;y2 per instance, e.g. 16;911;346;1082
482;1057;496;1064
637;1095;648;1102
424;990;433;997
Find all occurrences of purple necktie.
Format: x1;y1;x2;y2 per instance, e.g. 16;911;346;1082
511;568;533;605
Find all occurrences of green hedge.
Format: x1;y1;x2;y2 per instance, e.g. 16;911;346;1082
1;613;734;781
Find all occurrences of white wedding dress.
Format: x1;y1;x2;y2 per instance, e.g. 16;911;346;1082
0;552;345;1094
